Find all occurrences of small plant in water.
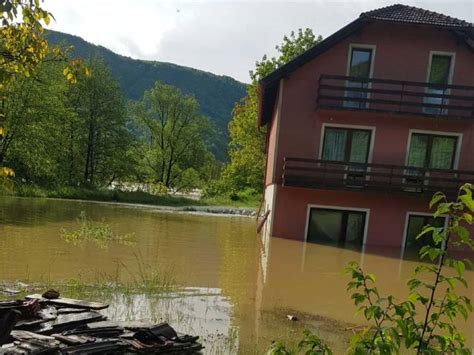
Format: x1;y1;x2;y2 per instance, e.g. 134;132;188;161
268;330;333;355
61;211;134;247
346;183;473;354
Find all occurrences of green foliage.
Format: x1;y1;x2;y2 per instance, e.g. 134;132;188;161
61;211;134;247
1;56;131;187
216;29;322;195
268;330;333;355
346;183;474;354
45;30;247;161
129;81;218;190
0;0;51;86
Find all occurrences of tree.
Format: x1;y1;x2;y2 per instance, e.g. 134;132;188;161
129;81;215;190
0;0;52;183
1;59;73;186
217;29;322;194
66;58;131;187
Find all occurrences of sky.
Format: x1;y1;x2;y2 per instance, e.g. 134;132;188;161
45;0;473;83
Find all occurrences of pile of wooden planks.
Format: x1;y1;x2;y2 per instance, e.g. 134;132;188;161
0;292;203;354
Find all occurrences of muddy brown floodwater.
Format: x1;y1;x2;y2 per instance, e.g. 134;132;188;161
0;196;473;354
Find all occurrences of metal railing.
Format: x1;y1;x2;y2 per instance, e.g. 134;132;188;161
283;157;474;197
316;74;474;119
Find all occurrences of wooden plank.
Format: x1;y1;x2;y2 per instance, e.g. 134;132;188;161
26;295;108;310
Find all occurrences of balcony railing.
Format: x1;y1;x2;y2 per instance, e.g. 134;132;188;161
283;157;474;197
317;74;474;119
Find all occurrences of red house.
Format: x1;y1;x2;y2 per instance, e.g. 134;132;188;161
258;4;474;256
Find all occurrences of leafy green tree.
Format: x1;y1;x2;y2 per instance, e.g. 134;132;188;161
66;58;131;187
0;0;52;183
2;59;73;185
217;29;322;195
129;81;216;190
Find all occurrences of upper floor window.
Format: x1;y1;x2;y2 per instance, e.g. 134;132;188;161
322;127;372;164
345;46;375;109
424;53;455;115
407;132;458;171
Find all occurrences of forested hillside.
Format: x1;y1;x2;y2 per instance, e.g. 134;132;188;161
46;30;247;160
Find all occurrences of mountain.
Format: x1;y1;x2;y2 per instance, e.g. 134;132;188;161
46;30;248;161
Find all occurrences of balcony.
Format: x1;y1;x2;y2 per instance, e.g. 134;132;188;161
317;75;474;119
282;157;474;198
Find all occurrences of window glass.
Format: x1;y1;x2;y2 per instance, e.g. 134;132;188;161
322;128;371;163
346;212;365;244
429;55;452;85
322;128;347;161
307;208;366;248
345;48;373;109
349;49;372;78
407;134;457;170
308;209;343;243
349;130;370;163
407;134;428;168
430;136;456;169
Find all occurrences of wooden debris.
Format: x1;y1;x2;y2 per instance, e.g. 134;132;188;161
26;294;109;310
0;294;203;353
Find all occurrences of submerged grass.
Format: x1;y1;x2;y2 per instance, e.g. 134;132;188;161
61;211;134;247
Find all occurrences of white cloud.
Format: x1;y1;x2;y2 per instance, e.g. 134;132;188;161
46;0;473;82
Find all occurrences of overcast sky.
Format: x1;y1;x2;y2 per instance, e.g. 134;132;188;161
45;0;473;83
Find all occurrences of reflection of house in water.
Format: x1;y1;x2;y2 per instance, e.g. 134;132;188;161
258;4;474;257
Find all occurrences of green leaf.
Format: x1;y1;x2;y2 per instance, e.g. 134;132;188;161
454;260;465;277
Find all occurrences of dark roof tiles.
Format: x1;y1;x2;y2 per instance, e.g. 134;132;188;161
360;4;472;29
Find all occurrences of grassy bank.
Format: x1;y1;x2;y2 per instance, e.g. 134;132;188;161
0;185;260;209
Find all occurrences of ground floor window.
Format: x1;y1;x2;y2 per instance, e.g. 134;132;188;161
307;207;367;248
404;214;446;258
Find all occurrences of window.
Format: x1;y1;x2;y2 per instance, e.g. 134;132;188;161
404;214;446;259
424;54;454;115
322;127;371;163
307;208;367;248
345;47;374;108
407;133;458;171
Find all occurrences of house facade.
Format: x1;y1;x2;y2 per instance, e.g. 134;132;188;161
258;4;474;256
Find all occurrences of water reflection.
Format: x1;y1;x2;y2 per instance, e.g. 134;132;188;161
0;196;472;353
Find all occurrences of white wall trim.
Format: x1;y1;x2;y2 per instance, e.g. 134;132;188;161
404;129;463;169
318;123;376;162
270;79;285;184
304;204;371;245
401;211;449;259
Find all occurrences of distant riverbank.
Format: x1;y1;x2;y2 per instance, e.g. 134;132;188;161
0;185;259;217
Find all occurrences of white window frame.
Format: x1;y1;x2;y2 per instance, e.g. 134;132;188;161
424;51;456;114
345;44;377;108
401;211;449;259
404;129;463;170
425;51;456;86
318;123;376;162
304;204;370;246
318;123;376;184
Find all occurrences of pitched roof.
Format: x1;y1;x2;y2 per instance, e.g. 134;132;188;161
360;4;472;29
258;4;473;126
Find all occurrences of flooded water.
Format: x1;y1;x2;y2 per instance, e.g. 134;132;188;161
0;196;473;353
